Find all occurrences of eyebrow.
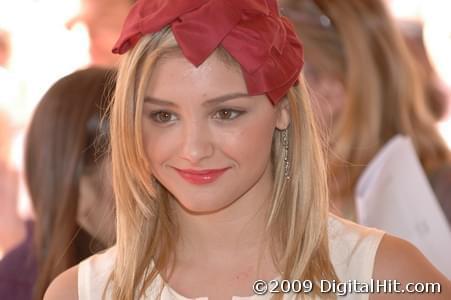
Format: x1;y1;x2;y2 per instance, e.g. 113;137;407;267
144;92;249;107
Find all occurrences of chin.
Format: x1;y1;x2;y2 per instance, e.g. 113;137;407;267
173;195;235;215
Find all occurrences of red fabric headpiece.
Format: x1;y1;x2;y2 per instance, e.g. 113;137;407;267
112;0;304;104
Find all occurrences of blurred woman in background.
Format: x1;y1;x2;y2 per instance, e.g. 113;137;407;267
0;111;21;259
282;0;451;222
0;67;116;300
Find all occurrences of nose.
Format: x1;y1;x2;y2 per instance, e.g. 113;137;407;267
179;121;214;164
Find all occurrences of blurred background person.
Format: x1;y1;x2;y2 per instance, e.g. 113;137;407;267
386;0;451;152
0;26;24;259
281;0;451;222
387;0;451;95
0;0;133;264
396;19;449;121
0;28;11;67
0;67;116;300
0;111;22;259
66;0;135;67
0;0;134;117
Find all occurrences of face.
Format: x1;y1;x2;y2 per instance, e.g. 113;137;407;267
77;162;115;245
141;52;289;214
68;0;131;67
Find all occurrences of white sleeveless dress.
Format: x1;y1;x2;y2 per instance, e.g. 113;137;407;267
78;215;384;299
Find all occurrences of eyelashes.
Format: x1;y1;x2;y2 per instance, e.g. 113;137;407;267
149;111;177;123
212;109;245;120
148;108;246;124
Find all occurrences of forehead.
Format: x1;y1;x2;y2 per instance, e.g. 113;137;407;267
146;52;247;102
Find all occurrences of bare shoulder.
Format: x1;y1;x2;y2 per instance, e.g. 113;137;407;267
370;234;450;299
43;264;79;300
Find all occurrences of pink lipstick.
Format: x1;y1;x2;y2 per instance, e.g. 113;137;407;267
174;167;230;185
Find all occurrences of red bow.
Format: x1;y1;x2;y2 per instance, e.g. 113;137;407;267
112;0;304;104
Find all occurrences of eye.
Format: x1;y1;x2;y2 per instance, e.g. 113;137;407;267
213;109;244;120
150;111;177;123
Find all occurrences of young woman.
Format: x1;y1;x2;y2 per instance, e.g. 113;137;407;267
0;68;116;300
281;0;451;221
45;1;450;299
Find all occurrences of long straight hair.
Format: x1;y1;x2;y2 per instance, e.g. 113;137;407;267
283;0;451;206
109;27;337;299
25;67;116;300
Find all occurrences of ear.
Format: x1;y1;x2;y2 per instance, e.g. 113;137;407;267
275;98;290;130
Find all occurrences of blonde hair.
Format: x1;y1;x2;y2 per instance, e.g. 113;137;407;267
109;27;338;299
284;0;451;208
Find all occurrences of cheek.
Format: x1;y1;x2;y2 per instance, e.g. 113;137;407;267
142;124;175;170
218;119;276;167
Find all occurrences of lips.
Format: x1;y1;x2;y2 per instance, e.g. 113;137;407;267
174;167;230;185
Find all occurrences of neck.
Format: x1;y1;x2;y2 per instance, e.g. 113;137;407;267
173;167;274;264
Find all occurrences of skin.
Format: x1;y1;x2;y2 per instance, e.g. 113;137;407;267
67;0;132;67
76;162;115;246
370;235;450;300
44;53;450;300
142;54;289;214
